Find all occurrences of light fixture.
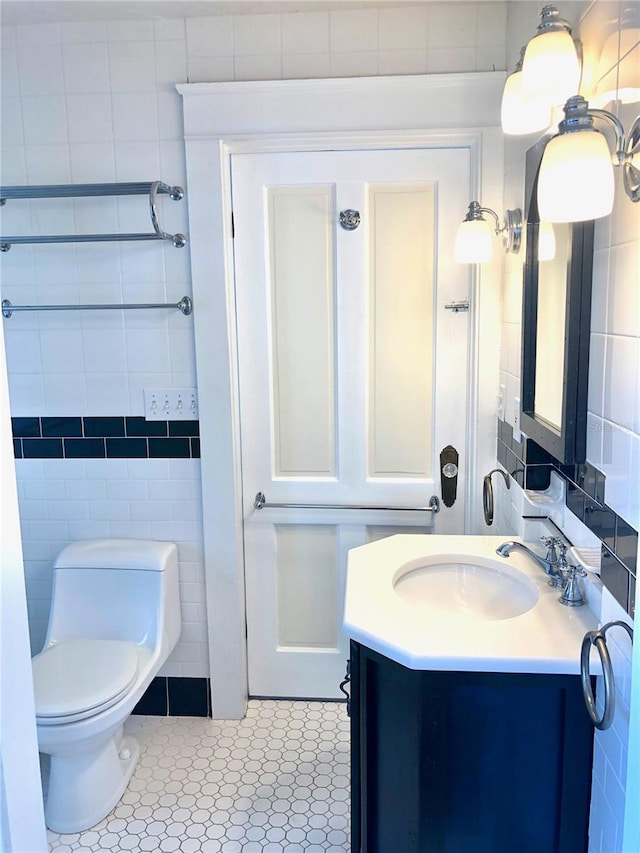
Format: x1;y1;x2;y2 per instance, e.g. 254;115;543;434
538;221;556;261
522;5;581;109
454;202;522;263
594;8;640;106
501;46;552;136
537;95;640;223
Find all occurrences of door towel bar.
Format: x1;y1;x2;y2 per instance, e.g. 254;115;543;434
2;296;192;318
254;491;440;513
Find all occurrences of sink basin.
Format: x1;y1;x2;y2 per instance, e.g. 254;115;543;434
393;558;539;621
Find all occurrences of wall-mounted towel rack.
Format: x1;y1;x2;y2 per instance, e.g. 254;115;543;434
1;296;192;319
0;181;187;251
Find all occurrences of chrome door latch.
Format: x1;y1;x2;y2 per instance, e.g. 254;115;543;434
444;299;470;312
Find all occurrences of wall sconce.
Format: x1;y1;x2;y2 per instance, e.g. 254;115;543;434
454;202;522;263
521;5;582;110
537;95;640;222
501;46;552;136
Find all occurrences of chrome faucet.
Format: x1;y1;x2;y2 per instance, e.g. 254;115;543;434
496;537;567;587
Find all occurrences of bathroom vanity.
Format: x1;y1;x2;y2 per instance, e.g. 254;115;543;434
343;535;599;853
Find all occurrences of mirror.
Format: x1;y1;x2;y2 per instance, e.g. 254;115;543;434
520;134;595;464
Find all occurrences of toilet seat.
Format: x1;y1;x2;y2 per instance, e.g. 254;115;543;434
33;639;139;725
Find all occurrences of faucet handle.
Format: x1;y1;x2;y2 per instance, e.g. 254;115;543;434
559;564;587;607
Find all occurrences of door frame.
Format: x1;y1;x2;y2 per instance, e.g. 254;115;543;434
178;73;505;719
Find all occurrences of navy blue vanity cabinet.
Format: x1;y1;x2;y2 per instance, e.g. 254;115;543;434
349;640;594;853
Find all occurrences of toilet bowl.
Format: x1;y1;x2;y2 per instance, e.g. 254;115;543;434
32;538;181;833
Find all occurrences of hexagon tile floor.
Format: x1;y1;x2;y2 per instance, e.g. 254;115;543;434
44;700;350;852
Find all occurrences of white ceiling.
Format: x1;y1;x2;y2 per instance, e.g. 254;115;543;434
0;0;434;27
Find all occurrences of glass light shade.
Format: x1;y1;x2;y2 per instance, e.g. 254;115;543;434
596;30;640;105
522;29;581;107
454;218;493;263
500;70;552;135
538;221;556;261
537;130;615;222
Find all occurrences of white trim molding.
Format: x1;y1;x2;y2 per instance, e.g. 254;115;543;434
178;73;506;718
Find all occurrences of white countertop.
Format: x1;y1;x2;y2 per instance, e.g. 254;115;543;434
343;534;600;675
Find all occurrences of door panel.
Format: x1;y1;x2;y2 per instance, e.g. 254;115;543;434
232;147;471;697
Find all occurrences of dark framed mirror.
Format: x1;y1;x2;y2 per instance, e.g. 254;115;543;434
520;134;595;464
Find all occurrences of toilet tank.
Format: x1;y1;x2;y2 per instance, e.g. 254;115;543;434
44;539;181;653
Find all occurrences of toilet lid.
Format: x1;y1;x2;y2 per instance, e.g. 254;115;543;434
33;639;139;722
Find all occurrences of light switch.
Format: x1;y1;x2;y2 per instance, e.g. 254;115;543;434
143;388;198;420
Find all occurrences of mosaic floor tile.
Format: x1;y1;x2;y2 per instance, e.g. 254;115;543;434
44;700;350;852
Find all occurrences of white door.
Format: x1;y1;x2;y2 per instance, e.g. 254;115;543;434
232;147;471;698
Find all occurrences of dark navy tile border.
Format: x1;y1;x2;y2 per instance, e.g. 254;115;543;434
497;419;637;618
132;677;211;718
12;416;200;460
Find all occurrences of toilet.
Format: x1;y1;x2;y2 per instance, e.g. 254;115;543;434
32;538;182;833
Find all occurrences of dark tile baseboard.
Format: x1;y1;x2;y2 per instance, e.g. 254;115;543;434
497;419;637;618
132;676;211;717
12;416;200;459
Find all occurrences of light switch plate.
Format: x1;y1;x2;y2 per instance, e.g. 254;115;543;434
513;397;521;443
144;388;198;420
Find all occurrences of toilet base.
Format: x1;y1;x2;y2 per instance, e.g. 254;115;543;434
44;730;140;833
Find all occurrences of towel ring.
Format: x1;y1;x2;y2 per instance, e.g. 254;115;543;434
580;620;634;730
482;468;510;526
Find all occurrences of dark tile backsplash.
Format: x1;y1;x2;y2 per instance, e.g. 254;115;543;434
12;416;200;460
497;420;637;618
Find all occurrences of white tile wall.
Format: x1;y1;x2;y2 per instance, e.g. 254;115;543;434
0;3;506;676
502;3;639;850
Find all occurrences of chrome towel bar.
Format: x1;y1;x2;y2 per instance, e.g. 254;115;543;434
581;620;634;730
253;491;440;513
2;296;192;319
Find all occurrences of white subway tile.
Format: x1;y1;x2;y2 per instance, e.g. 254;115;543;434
427;3;478;48
119;242;166;284
186;16;233;58
61;21;107;44
150;521;201;542
114;141;161;181
66;521;109;539
591;248;610;334
66;94;114;144
106;20;154;43
1;96;24;147
22;96;68;144
154;39;187;90
427;47;477;74
171;501;201;523
21;519;69;541
43;459;85;480
82;328;128;374
608;241;640;337
186;55;235;83
69;142;116;182
604;336;637;430
282;54;331;81
150;479;197;501
168;459;200;480
65;478;107;500
602;422;633;521
108;40;157;92
1;45;20;97
39;328;83;374
89;500;131;521
107;521;151;540
475;2;507;49
130;501;172;522
128;459;170;479
330;9;378;53
157;91;184;141
7;373;45;415
233;54;282;82
73;245;121;287
233;14;281;56
85;375;130;415
477;45;506;72
84;458;128;479
16;23;61;47
282;11;329;55
1;25;17;49
47;501;90;521
379;7;427;51
18;45;64;96
23;479;64;501
3;328;42;374
329;52;378;78
112;92;159;142
18;500;49;520
378;50;427;76
0;144;27;183
62;43;110;94
154;18;186;42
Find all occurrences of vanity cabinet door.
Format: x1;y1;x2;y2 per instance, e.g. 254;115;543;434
350;641;593;853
